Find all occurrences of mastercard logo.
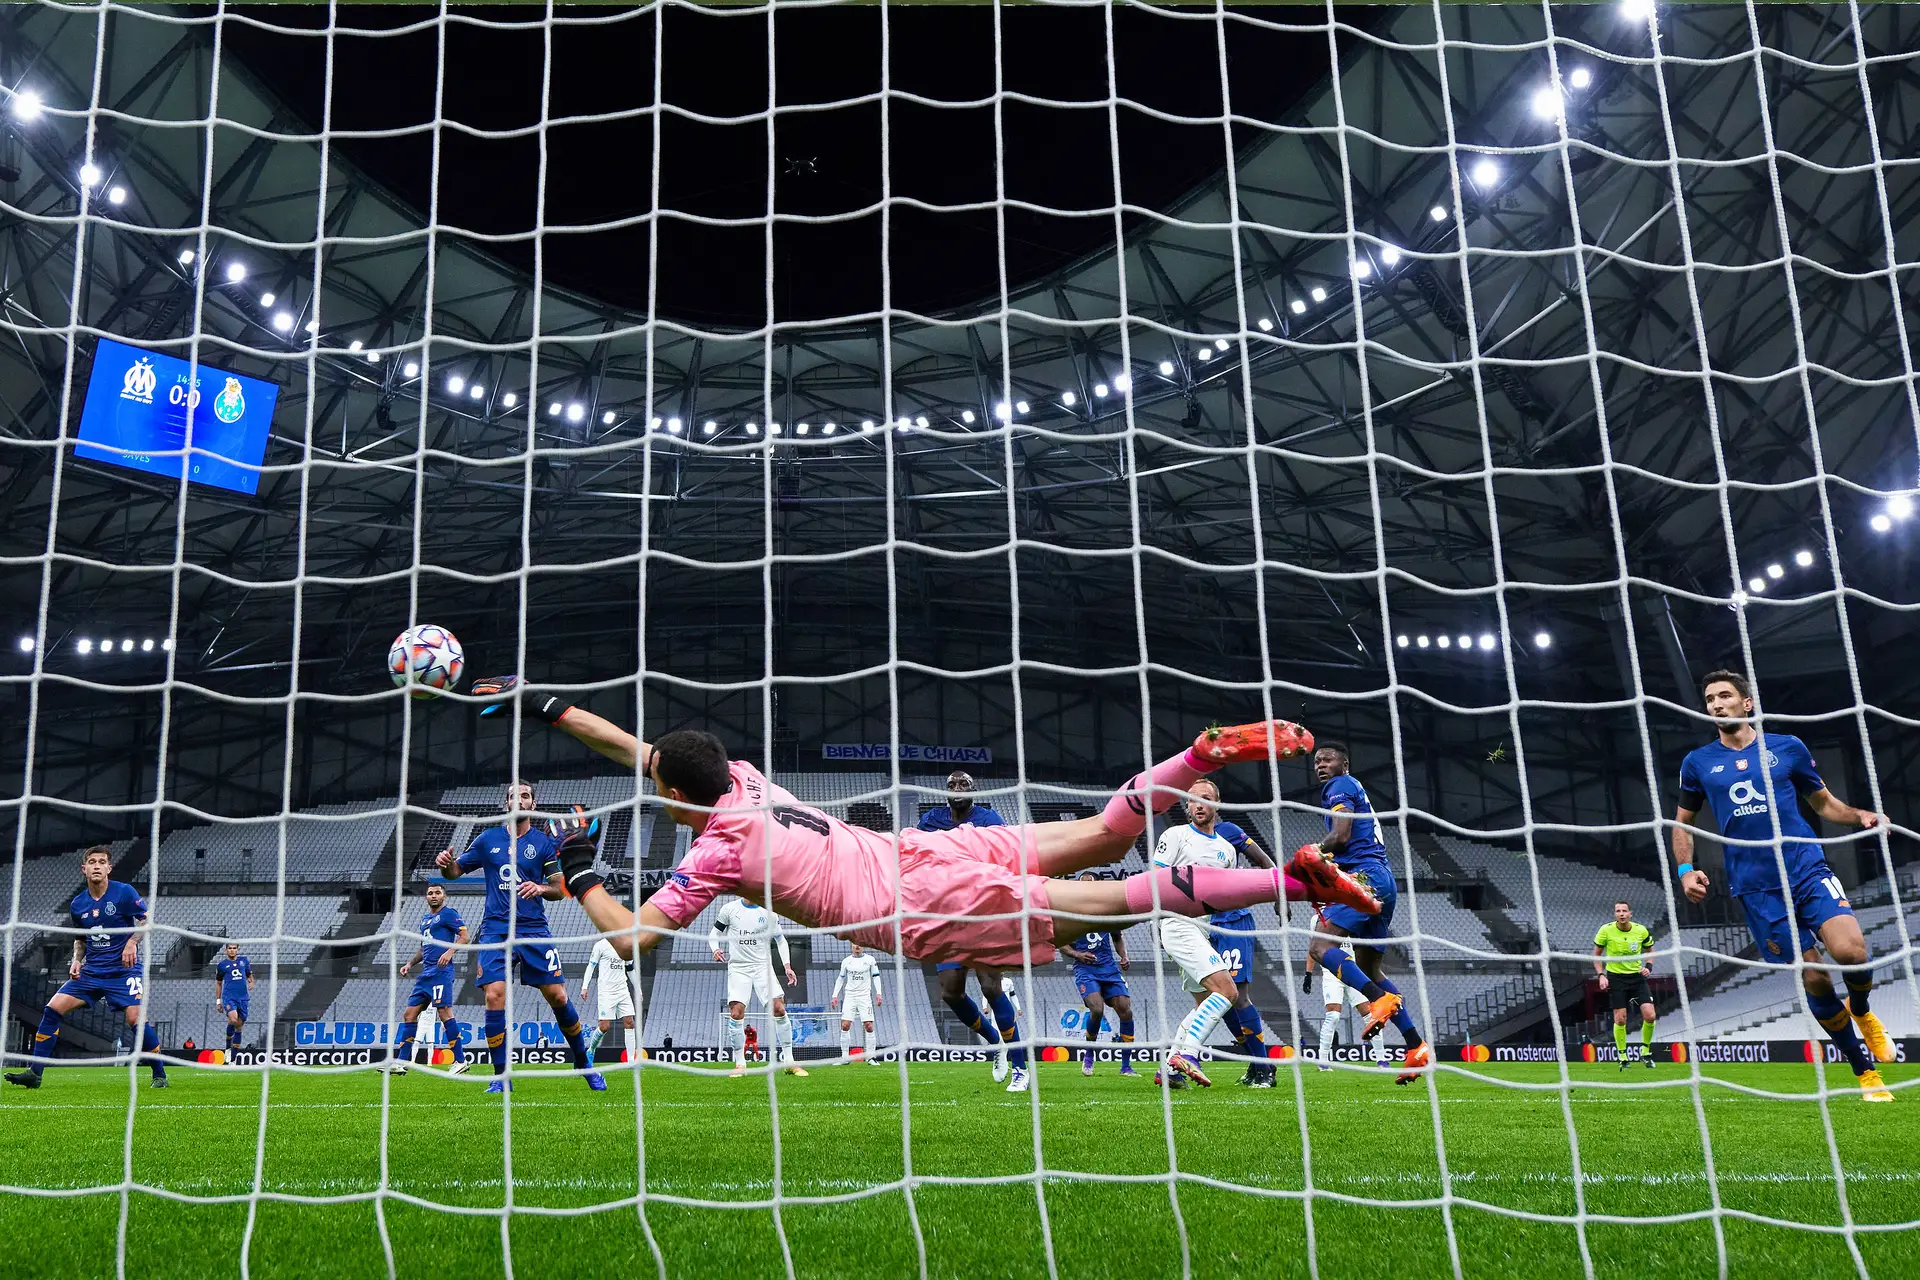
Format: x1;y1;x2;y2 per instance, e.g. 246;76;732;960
1459;1044;1491;1063
1273;1044;1295;1060
1669;1043;1688;1063
1581;1043;1598;1063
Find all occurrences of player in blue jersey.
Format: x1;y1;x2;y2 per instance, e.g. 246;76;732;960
1302;745;1431;1084
382;883;472;1076
5;846;167;1090
434;781;603;1093
919;771;1028;1087
1208;812;1279;1086
214;942;253;1056
1673;670;1893;1101
1059;884;1139;1077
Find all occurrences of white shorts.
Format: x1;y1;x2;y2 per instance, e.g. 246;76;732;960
840;998;874;1025
726;965;782;1009
1322;973;1369;1011
597;987;637;1023
1159;918;1230;995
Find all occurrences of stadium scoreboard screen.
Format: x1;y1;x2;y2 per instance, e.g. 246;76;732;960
74;337;279;495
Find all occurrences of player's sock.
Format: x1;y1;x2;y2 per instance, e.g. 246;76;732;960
1612;1021;1628;1059
1370;977;1424;1049
1844;970;1873;1017
839;1023;852;1055
1317;946;1382;999
555;1000;591;1070
28;1006;63;1076
1118;1021;1136;1070
1220;1005;1260;1056
393;1022;418;1063
945;994;1001;1045
1640;1016;1655;1051
585;1027;604;1058
987;992;1027;1070
1808;989;1872;1076
140;1024;164;1078
1100;748;1219;838
484;1009;508;1075
447;1024;466;1063
772;1012;795;1064
863;1023;875;1057
1121;865;1303;918
1174;992;1231;1058
1319;1008;1339;1062
726;1016;746;1063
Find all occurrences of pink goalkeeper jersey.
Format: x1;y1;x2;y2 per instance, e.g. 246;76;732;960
647;761;901;946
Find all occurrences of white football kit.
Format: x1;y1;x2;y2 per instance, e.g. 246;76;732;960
833;953;882;1023
582;938;639;1022
710;899;792;1008
1151;823;1237;994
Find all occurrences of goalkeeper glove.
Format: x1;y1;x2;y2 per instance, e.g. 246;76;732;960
1301;971;1313;994
472;674;574;725
546;804;602;844
552;806;603;899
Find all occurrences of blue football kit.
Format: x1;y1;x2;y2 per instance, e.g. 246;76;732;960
409;904;467;1008
216;955;252;1018
59;881;149;1011
1679;733;1850;961
1318;773;1398;943
455;825;566;988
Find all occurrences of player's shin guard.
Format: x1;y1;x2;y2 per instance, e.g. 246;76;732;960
1319;1009;1340;1063
772;1012;794;1065
29;1006;63;1075
1612;1021;1628;1059
988;992;1026;1070
393;1022;418;1063
484;1009;508;1075
839;1024;852;1057
140;1024;163;1078
1370;977;1423;1048
1175;992;1231;1058
1808;989;1872;1076
1118;1020;1136;1070
1844;969;1874;1016
447;1022;466;1063
725;1016;746;1063
555;1000;591;1070
863;1023;875;1057
1640;1015;1655;1051
1101;749;1217;839
585;1027;604;1058
945;994;1000;1046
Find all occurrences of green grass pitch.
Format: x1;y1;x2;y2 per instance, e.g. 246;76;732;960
1;1057;1915;1278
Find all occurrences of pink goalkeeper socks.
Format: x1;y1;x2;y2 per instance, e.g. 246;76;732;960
1099;748;1217;838
1121;866;1304;918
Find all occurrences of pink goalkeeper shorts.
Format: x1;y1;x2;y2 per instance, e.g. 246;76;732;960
890;825;1055;967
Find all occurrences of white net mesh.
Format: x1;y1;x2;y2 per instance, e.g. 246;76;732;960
3;0;1918;1274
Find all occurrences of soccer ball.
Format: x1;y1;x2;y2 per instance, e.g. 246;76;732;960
388;624;464;699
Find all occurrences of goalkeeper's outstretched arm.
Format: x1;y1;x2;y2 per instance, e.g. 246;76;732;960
470;675;654;772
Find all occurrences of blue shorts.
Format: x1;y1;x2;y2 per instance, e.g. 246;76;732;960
222;997;250;1020
58;970;143;1011
476;937;565;989
1074;971;1129;1001
1319;862;1397;945
408;969;458;1009
1740;865;1854;963
1209;936;1255;985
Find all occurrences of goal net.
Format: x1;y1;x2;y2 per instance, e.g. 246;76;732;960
3;0;1917;1275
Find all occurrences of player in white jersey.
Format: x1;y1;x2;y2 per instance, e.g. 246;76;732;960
830;943;884;1062
580;937;641;1061
1305;951;1387;1070
1150;792;1246;1087
710;897;804;1077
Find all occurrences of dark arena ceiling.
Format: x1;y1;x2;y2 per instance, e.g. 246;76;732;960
1;3;1916;846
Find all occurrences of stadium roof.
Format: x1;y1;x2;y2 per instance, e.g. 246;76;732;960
2;3;1916;840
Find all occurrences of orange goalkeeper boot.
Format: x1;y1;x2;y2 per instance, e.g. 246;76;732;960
1191;720;1314;766
1284;845;1381;916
